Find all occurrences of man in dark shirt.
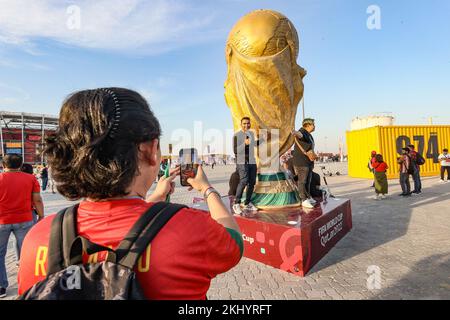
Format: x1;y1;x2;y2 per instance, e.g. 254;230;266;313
408;144;422;194
40;164;48;192
232;117;263;214
291;118;317;209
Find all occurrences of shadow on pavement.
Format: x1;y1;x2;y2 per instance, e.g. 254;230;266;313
372;253;450;300
309;176;450;276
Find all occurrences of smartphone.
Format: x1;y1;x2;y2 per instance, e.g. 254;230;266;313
179;148;199;187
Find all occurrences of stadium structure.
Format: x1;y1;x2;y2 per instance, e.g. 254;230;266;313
0;111;58;164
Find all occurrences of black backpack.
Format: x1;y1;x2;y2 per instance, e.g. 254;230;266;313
416;153;426;165
310;172;322;197
18;201;186;300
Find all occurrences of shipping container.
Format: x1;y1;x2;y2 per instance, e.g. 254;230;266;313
346;125;450;179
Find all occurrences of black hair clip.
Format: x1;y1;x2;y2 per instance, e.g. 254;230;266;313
101;88;121;139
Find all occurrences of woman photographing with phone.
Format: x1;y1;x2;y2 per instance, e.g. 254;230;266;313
17;88;242;300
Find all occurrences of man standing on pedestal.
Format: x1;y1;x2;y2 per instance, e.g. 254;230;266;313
232;117;262;215
292;118;317;209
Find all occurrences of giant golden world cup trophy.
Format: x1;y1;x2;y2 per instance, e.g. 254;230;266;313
225;9;307;209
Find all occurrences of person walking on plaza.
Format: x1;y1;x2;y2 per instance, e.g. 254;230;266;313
47;166;56;194
368;151;377;188
20;164;40;224
232;117;263;214
438;148;450;182
408;144;424;194
15;163;40;264
372;154;389;200
292;118;317;209
397;148;413;197
40;164;48;192
0;154;44;298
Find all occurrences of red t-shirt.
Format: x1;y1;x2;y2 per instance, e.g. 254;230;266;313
373;161;388;173
371;157;377;166
0;171;40;224
18;199;242;300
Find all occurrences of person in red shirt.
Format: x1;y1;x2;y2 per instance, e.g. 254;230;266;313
18;88;243;300
0;154;44;298
20;163;40;224
372;154;389;200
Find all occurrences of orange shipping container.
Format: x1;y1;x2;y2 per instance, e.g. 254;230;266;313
346;126;450;179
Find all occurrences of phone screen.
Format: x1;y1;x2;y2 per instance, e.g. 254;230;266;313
179;148;199;187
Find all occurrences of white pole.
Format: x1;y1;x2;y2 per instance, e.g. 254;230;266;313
41;115;45;165
0;113;4;159
21;113;25;160
302;97;305;120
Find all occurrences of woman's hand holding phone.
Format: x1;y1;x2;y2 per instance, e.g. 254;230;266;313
186;165;211;194
188;165;241;234
146;167;178;202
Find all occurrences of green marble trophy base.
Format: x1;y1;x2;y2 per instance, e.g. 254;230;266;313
243;172;301;210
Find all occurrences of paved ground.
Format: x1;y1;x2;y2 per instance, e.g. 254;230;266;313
3;163;450;300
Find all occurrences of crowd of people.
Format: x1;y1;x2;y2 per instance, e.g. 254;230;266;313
367;145;450;200
0;87;448;300
231;116;449;209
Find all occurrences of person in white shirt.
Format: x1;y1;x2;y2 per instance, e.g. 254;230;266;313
438;148;450;182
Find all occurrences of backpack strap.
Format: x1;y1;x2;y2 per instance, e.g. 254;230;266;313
47;204;116;274
68;236;117;267
47;201;186;273
110;201;167;263
111;202;187;269
47;204;79;275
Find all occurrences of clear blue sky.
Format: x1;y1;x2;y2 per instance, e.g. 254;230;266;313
0;0;449;154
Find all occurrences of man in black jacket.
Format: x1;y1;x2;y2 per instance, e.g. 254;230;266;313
232;117;264;214
291;118;316;208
